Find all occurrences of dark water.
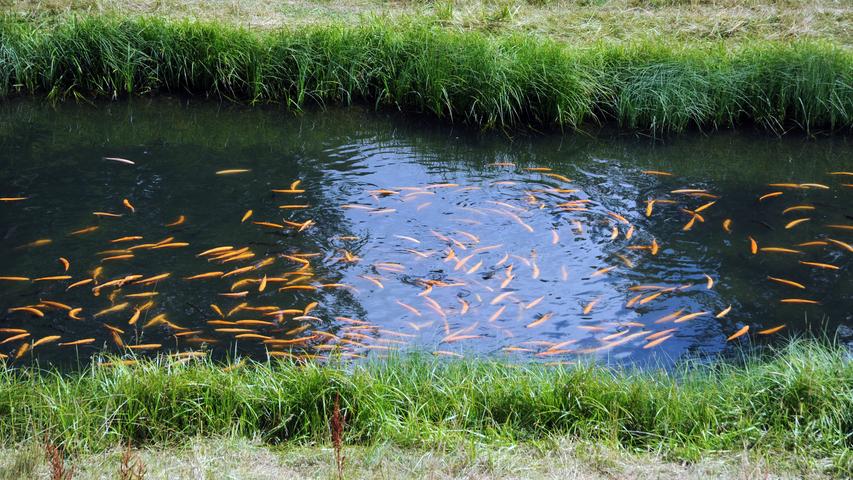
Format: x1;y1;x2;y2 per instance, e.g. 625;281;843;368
0;97;851;367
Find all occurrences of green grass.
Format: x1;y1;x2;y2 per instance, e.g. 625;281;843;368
0;340;851;474
9;0;853;47
0;15;850;133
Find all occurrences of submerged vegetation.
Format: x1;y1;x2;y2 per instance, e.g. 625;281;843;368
0;15;850;132
0;341;851;473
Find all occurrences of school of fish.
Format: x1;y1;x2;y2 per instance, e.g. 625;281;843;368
0;157;850;366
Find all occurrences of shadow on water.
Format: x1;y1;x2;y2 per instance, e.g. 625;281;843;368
0;97;850;369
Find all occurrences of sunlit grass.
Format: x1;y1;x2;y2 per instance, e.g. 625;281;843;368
0;15;850;133
0;340;850;474
8;0;852;47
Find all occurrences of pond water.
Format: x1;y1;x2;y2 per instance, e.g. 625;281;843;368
0;98;851;367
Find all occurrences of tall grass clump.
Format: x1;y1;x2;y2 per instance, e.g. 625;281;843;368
0;341;850;473
0;15;850;132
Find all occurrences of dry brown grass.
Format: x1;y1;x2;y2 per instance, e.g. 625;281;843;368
0;437;835;480
5;0;852;46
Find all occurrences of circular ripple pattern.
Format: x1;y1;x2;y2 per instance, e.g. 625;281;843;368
0;98;850;367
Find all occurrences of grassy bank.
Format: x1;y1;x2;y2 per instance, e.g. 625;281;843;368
0;436;831;479
9;0;853;47
0;15;851;132
0;341;851;474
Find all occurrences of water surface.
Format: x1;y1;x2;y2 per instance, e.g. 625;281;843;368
0;98;851;367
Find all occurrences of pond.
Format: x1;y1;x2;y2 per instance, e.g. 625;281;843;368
0;98;851;367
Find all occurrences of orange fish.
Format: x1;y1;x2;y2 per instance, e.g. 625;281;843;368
625;294;643;308
643;334;673;349
525;296;545;310
758;192;783;201
782;205;814;214
760;247;802;254
18;239;52;248
253;221;283;229
9;307;44;317
135;273;171;285
359;275;384;289
639;291;663;305
758;325;786;335
433;350;463;358
799;261;839;270
767;276;805;289
219;290;249;298
111;236;144;243
32;335;61;348
396;301;421;316
122;199;135;213
694;201;716;213
104;156;135;165
727;326;749;341
127;344;162;350
784;218;810;229
40;300;71;311
674;311;709;323
526;312;553;328
67;278;93;290
59;338;96;347
102;254;134;262
110;331;124;348
489;306;507;323
490;291;515;305
165;215;186;227
453;299;469;316
198;246;234;257
150;242;189;250
0;333;30;345
57;257;70;272
827;238;853;253
70;226;99;235
94;302;129;318
15;342;30;359
235;334;272;340
591;266;616;277
185;271;224;280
